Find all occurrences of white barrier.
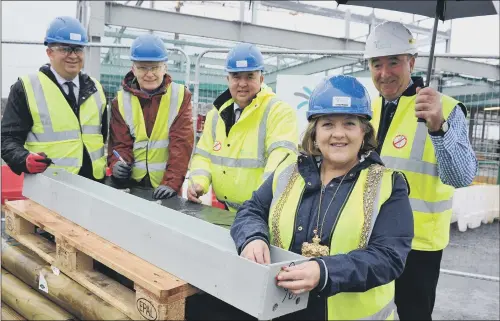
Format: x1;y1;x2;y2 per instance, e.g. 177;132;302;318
451;185;500;232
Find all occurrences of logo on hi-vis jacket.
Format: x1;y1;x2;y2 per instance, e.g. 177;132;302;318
213;141;222;152
393;135;408;149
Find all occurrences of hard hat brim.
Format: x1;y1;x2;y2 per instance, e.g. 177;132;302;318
225;66;264;73
44;38;88;46
307;111;372;121
130;57;168;62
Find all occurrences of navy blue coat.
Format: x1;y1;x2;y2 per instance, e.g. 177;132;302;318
230;151;414;320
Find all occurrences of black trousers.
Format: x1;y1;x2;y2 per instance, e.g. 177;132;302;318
395;249;443;320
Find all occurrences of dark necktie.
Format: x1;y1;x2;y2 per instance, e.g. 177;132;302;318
65;81;77;113
376;102;398;153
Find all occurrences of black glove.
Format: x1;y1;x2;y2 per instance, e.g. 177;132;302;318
153;185;177;199
112;161;131;179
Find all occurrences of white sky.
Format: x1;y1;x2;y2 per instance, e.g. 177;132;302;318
2;0;499;97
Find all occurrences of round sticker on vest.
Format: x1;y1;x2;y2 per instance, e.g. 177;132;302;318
393;135;408;149
213;141;222;152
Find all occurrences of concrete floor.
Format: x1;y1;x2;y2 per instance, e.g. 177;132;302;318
433;221;499;320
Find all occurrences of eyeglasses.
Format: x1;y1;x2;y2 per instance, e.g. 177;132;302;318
134;64;165;74
51;46;85;55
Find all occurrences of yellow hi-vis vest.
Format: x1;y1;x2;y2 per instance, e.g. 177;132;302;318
269;159;396;320
371;95;458;251
117;82;184;188
21;72;106;180
190;89;298;212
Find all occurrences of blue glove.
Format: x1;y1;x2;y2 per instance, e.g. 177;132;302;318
112;161;131;179
153;185;177;199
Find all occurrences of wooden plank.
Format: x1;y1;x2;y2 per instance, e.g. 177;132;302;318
4;199;196;320
1;303;26;321
4;200;194;299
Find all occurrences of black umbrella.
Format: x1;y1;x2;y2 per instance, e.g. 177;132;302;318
336;0;499;86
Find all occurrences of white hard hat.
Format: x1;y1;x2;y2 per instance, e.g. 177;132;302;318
364;21;418;59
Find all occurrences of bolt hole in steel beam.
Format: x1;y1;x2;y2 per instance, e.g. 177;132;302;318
22;169;310;320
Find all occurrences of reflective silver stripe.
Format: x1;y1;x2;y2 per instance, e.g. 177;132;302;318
25;74;80;142
382;156;438;176
194;147;212;159
122;91;136;138
88;148;104;161
52;157;80;167
262;171;273;181
81;125;100;135
147;163;167;172
27;131;80;142
211;111;219;142
92;90;104;124
267;140;298;155
358;298;395;320
410;198;453;213
133;162;166;172
149;139;169;149
224;201;242;210
270;163;296;209
410;122;428;160
258;97;281;161
211;156;263;168
190;169;211;180
133;161;147;170
134;141;148;150
167;83;180;133
193;147;262;168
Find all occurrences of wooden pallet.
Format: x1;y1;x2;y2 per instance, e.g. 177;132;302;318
3;199;198;321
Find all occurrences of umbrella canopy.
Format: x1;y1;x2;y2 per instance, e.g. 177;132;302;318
336;0;499;20
336;0;498;121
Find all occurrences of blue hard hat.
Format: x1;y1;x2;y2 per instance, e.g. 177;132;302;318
44;16;88;46
307;75;372;121
225;43;264;72
130;34;168;62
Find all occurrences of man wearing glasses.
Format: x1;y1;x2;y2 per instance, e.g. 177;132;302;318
1;16;108;181
107;34;194;200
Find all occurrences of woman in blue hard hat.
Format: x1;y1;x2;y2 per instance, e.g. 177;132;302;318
1;16;108;181
230;75;414;320
108;33;194;199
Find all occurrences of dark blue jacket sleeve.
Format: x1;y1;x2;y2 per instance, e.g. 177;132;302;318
318;172;414;297
230;172;275;254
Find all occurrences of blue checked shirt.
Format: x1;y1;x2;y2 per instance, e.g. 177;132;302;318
386;80;478;188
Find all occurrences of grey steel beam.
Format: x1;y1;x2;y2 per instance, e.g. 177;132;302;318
413;57;500;81
85;1;106;81
442;84;499;98
265;56;361;85
260;1;450;39
103;0;144;64
347;57;500;81
23;169;309;320
103;2;366;50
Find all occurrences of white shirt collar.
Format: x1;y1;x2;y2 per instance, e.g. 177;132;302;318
50;66;79;88
233;102;241;112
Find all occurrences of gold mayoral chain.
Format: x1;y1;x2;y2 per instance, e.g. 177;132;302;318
301;172;348;258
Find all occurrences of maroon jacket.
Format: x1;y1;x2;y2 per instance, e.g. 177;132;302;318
107;71;194;193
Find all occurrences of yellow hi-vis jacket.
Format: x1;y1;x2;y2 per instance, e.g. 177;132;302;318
21;72;107;180
190;85;299;212
269;160;397;320
372;94;459;251
117;82;184;188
